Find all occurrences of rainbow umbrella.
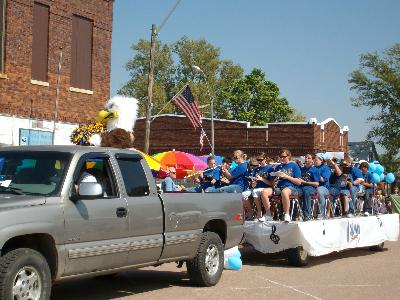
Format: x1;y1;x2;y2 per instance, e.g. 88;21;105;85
153;150;207;179
132;149;167;171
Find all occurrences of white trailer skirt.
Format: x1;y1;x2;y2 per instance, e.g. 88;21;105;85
244;214;399;256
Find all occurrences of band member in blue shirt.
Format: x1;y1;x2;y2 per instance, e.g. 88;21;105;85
253;152;275;222
272;149;302;222
208;150;248;193
328;159;353;216
199;156;221;191
297;153;320;221
350;164;364;214
359;161;374;215
314;153;331;219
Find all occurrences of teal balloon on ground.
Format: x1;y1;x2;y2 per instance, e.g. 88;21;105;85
386;173;395;184
227;256;242;270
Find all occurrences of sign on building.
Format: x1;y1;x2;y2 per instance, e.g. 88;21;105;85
19;129;53;145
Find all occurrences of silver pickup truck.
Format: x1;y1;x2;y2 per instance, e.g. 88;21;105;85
0;146;244;300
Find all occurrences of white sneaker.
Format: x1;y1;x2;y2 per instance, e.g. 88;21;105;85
346;213;354;218
284;214;291;223
258;214;273;222
363;211;370;217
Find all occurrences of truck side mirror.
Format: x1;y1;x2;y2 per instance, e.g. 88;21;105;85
77;182;103;199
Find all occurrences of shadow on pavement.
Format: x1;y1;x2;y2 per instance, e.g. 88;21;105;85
240;244;387;268
51;269;190;300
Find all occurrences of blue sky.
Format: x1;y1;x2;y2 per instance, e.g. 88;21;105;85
110;0;400;150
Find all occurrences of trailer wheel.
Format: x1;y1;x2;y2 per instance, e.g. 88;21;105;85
369;242;384;251
0;248;52;300
186;231;224;287
287;246;309;267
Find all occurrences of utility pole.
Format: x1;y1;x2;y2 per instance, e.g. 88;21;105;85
144;24;157;153
52;47;63;145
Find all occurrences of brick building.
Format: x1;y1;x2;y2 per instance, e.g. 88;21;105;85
133;115;349;158
0;0;113;145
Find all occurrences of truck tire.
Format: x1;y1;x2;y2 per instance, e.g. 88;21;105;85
186;231;224;287
287;246;309;267
369;242;384;251
0;248;52;300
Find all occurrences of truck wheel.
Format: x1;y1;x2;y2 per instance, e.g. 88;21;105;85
0;248;52;300
287;246;309;267
369;242;384;251
186;231;224;287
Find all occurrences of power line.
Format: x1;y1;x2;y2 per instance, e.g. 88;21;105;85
157;0;181;35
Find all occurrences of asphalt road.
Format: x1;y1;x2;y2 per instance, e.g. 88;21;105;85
51;241;400;300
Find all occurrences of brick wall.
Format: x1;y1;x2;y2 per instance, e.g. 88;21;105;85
133;115;349;158
0;0;113;124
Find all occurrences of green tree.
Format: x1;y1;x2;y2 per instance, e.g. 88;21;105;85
118;39;176;116
118;36;243;118
172;36;243;118
288;109;307;122
349;44;400;159
220;68;293;125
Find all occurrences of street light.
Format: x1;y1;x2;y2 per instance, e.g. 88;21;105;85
192;65;215;155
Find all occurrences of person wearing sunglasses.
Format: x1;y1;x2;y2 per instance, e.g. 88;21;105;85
161;167;182;192
271;148;302;222
252;153;275;222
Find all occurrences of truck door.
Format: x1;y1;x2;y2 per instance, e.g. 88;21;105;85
115;153;164;265
63;153;129;275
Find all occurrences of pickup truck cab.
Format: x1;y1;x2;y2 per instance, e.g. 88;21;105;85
0;146;244;300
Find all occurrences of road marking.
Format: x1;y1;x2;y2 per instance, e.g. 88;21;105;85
257;276;322;300
232;287;273;290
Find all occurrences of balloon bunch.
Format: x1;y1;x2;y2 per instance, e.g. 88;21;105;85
368;162;396;184
224;246;242;270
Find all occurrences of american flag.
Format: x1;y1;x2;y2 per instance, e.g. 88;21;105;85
172;85;201;128
199;128;206;151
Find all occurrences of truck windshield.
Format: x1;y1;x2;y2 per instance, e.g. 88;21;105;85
0;151;72;196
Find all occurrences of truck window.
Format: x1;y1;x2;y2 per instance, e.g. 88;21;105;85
0;151;71;196
75;156;117;198
116;158;149;197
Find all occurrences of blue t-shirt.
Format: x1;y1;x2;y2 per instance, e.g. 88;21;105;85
300;165;320;186
333;168;353;190
243;166;257;190
351;167;363;187
274;162;301;188
362;171;374;191
161;176;178;192
316;164;331;189
201;167;221;190
254;165;273;188
229;162;248;190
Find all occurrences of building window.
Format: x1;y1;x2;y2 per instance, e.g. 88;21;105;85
71;14;93;90
31;2;49;82
0;0;6;73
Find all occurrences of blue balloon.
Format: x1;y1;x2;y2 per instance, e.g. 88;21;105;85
372;173;380;183
375;164;384;175
227;256;242;270
386;173;395;184
368;163;376;173
232;249;241;258
379;173;385;181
